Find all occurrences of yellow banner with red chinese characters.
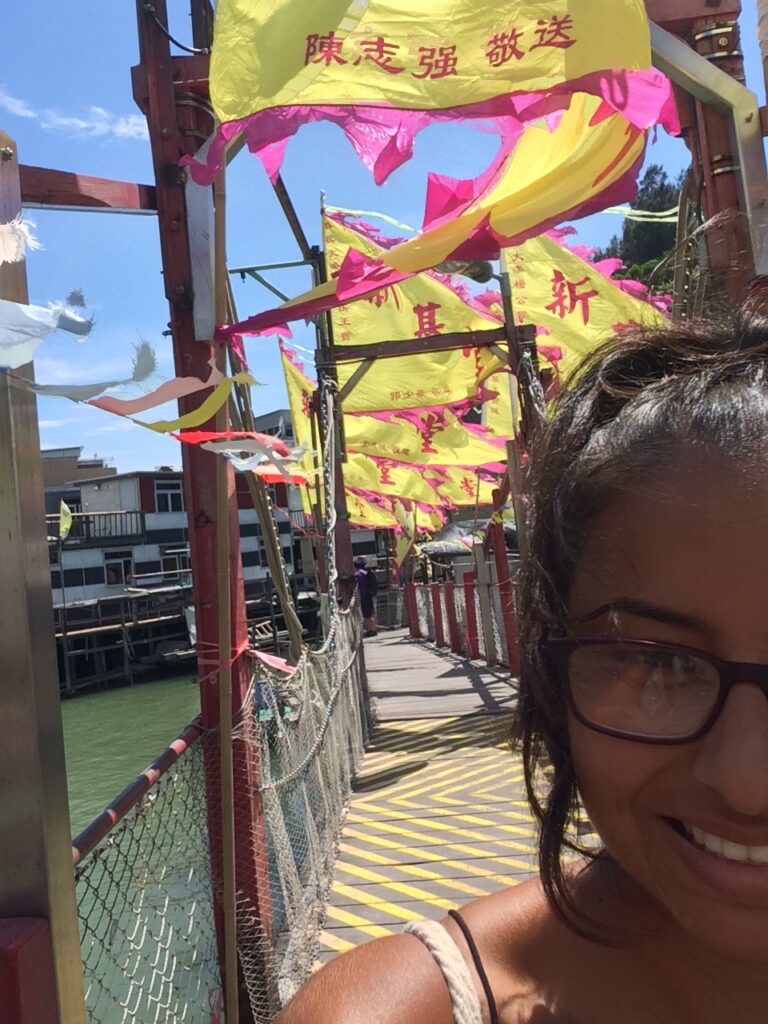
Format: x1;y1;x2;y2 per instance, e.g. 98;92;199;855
343;409;506;467
211;1;652;122
394;500;418;573
325;213;504;412
281;349;318;516
347;490;444;533
505;232;668;380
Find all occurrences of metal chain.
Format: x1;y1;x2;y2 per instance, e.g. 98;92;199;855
320;378;340;627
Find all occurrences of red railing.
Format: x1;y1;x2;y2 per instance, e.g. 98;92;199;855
72;717;203;864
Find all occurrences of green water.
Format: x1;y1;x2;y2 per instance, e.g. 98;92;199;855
62;675;201;836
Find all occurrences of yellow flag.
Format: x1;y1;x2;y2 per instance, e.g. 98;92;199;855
394;500;417;573
211;1;652;123
379;95;644;275
505;232;668;380
343;408;506;467
59;500;73;541
325;213;505;412
247;95;645;330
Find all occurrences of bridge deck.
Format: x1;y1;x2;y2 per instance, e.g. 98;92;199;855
318;631;538;961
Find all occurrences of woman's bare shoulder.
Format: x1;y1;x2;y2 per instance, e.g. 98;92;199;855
274;932;455;1024
275;876;557;1024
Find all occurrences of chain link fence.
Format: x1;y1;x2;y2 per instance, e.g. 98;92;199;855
74;730;221;1024
74;604;367;1024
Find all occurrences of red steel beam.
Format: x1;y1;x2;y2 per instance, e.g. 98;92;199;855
19;165;156;212
133;4;268;1019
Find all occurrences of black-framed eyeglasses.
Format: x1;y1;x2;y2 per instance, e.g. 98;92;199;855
547;636;768;745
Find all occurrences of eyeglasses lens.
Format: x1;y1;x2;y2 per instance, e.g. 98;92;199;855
569;643;721;738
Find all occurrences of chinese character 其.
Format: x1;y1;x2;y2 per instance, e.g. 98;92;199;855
412;45;458;80
530;14;576;50
413;301;446;338
545;270;599;324
305;31;347;66
355;35;406;74
485;30;525;67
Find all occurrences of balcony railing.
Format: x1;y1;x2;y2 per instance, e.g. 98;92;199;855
46;510;146;545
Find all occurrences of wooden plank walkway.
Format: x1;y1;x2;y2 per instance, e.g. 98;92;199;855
317;631;538;961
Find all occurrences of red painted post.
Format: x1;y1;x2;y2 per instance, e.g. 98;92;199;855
431;582;445;647
405;582;420;638
463;572;481;660
444;581;461;653
133;5;269;1016
490;519;520;675
0;919;58;1023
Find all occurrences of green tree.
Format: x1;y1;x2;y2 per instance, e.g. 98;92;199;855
595;164;685;287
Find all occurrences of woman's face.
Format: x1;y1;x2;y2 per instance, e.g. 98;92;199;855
567;464;768;960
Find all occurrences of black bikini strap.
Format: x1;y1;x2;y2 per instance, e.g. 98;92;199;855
447;909;500;1024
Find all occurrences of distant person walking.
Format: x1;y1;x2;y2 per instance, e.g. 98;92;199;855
354;557;378;637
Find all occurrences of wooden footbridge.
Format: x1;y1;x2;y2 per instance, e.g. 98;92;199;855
318;629;537;961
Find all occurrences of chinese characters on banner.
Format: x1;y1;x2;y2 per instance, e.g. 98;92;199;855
218;95;648;343
211;1;653;122
303;16;579;78
324;212;506;413
505;231;668;380
183;0;675;187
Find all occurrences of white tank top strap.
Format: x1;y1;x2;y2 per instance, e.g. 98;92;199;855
404;918;484;1024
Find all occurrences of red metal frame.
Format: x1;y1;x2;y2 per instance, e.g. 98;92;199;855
19;165;156;213
444;581;462;654
430;582;445;647
463;572;480;661
489;517;520;675
405;582;420;638
133;4;268;1016
0;919;58;1024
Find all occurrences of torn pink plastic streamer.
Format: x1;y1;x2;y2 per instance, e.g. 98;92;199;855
215;139;646;342
183;68;679;188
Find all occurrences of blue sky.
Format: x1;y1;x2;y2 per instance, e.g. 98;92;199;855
2;2;764;472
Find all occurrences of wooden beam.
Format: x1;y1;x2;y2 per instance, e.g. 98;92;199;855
19;165;156;213
316;327;507;366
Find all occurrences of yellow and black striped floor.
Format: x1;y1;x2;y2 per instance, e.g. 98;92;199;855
318;633;539;960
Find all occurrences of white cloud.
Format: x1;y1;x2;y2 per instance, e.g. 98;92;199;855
83;420;137;436
0;86;148;142
39;417;78;429
0;86;35;119
35;354;138;384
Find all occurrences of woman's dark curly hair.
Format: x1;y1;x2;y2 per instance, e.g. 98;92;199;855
513;304;768;932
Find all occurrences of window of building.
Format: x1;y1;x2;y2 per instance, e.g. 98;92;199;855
155;479;184;513
105;550;133;587
161;546;191;580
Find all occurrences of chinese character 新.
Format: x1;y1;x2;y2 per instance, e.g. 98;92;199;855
305;31;347;66
413;301;446;338
486;29;525;67
530;14;576;50
413;45;458;80
355;35;406;74
367;285;402;309
545;270;599;324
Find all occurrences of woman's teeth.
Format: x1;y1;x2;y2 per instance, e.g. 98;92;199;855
682;822;768;865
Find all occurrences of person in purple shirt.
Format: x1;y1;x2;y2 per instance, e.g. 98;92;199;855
354;557;378;636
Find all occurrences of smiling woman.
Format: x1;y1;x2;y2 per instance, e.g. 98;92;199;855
275;304;768;1024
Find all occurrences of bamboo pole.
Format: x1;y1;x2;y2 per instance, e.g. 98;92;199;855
213;168;239;1024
